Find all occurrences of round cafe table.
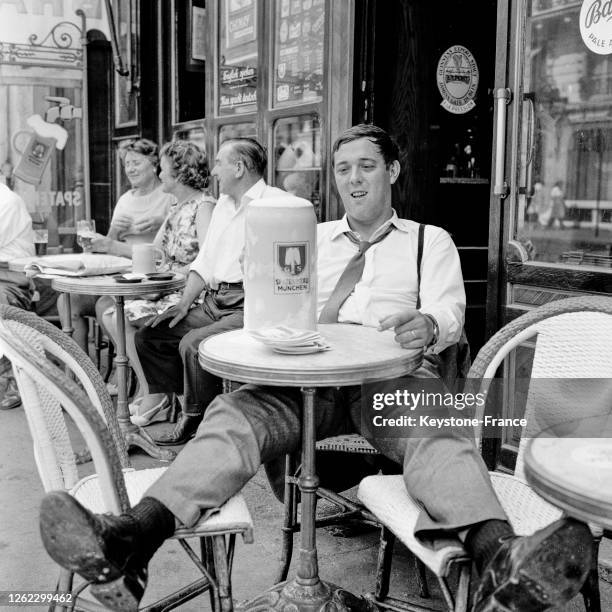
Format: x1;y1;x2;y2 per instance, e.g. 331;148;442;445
524;413;612;530
199;323;423;611
52;274;185;462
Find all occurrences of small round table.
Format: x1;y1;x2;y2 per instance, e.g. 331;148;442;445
525;414;612;530
199;323;423;611
52;274;185;462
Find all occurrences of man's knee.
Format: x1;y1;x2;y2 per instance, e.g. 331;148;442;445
179;327;207;361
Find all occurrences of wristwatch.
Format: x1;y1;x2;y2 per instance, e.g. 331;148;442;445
423;313;439;348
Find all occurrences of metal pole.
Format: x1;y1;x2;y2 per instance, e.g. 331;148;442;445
76;9;91;221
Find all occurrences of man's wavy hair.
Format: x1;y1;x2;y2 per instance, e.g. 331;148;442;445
331;124;399;168
160;140;210;190
119;138;160;172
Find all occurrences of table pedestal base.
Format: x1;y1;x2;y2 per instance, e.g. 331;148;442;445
236;579;378;612
123;424;176;462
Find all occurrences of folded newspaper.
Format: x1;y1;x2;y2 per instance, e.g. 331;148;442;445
24;254;132;277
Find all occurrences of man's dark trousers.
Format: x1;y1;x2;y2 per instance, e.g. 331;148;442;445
134;287;244;416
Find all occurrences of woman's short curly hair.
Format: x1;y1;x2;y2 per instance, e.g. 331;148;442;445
160;140;210;190
120;138;160;171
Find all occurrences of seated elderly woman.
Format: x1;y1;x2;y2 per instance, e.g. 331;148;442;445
102;140;215;425
57;138;174;353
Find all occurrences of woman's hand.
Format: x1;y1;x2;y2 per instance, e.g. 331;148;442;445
110;214;133;233
132;213;165;235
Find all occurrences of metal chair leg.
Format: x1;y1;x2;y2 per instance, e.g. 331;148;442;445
413;552;429;599
51;569;73;612
212;535;233;612
276;453;298;582
454;562;471;612
581;535;602;612
374;526;395;601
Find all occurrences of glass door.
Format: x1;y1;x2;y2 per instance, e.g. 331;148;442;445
491;0;612;470
506;0;612;301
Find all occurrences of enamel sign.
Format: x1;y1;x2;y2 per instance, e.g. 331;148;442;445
580;0;612;55
436;45;479;114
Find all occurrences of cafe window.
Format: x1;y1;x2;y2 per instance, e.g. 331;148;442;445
217;0;258;116
516;2;612;268
172;0;207;125
114;0;139;128
174;126;208;151
219;123;257;143
272;0;325;108
273;115;322;218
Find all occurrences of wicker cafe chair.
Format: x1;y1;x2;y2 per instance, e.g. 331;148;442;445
357;295;612;612
0;306;253;612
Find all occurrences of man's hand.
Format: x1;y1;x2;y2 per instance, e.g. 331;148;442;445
378;309;434;349
133;214;164;235
147;303;189;329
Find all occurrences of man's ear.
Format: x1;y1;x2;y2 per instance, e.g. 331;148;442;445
388;160;400;185
234;160;246;179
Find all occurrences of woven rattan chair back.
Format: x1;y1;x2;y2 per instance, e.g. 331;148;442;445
0;306;130;513
468;295;612;479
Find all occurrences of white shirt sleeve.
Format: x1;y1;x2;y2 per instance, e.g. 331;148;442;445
418;227;466;352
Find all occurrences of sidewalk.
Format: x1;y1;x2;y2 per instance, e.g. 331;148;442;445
1;405;610;611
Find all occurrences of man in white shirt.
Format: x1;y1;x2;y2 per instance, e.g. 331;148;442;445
40;126;591;612
134;138;286;445
0;183;35;409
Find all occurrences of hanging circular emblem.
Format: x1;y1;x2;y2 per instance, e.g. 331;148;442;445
580;0;612;55
436;45;479;114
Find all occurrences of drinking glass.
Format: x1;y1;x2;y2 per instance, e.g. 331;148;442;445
33;229;48;256
76;219;96;253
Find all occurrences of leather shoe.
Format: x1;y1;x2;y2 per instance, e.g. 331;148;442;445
40;491;146;612
153;412;202;446
472;518;591;611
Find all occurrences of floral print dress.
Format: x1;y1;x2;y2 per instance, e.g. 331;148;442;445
159;193;215;271
123;192;215;323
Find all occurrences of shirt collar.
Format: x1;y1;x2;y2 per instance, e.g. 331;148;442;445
219;179;267;210
241;179;267;206
329;209;406;241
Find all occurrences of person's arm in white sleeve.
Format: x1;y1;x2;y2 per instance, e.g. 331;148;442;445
417;227;465;352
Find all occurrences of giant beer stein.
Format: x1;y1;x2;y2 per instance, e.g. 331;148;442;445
244;196;317;330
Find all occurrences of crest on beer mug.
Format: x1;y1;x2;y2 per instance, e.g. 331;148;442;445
274;242;310;293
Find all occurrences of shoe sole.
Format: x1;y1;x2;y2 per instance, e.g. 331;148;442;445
40;492;144;612
154;431;196;446
475;518;591;612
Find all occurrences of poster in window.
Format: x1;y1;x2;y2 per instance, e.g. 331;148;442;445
187;3;207;71
273;0;325;107
226;0;257;49
218;0;258;115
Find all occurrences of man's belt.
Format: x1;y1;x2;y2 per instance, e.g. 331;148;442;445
215;281;244;291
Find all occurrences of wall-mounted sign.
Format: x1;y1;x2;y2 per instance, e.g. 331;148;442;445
436;45;479;115
580;0;612;55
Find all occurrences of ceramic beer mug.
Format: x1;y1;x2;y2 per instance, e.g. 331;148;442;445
11;115;68;186
244;195;317;330
132;243;165;274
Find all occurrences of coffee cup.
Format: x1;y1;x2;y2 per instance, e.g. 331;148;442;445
132;243;165;275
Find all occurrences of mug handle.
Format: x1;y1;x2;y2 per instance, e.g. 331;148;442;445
12;130;31;155
154;247;166;270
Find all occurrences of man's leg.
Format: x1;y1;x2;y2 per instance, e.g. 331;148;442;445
39;384;305;610
134;304;214;397
356;363;591;611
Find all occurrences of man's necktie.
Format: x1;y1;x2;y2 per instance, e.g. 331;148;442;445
318;225;394;323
